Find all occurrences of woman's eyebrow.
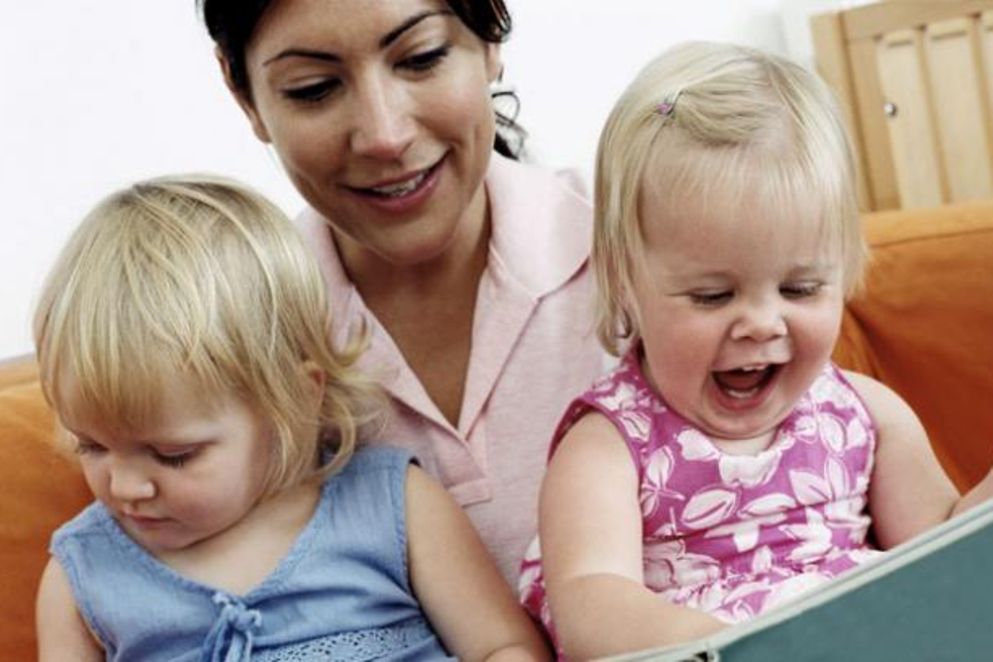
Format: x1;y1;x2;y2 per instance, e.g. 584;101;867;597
379;9;453;48
264;9;454;66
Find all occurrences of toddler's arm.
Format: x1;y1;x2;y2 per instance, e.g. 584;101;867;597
950;468;993;517
540;414;725;659
36;558;103;662
405;466;551;661
847;371;989;548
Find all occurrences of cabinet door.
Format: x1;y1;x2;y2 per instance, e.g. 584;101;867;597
979;12;993;146
925;17;993;203
877;28;947;209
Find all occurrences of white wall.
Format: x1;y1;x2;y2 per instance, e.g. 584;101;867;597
0;0;861;360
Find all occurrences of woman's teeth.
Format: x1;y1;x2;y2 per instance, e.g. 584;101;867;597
370;170;428;197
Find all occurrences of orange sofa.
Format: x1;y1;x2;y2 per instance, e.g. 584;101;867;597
2;202;993;658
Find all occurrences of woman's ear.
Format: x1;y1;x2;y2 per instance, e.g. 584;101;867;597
484;43;502;85
216;47;272;144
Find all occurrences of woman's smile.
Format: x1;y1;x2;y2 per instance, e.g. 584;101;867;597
344;153;447;214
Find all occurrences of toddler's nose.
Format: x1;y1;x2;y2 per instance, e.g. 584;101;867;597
108;460;156;502
731;300;787;342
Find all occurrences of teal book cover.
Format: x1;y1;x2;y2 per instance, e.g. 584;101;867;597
610;499;993;662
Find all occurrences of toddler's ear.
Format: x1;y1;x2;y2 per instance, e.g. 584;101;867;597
299;360;326;415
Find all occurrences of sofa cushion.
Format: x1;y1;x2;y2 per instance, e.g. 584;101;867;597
0;361;90;659
833;201;993;490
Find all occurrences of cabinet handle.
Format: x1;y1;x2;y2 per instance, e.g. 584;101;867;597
884;102;898;118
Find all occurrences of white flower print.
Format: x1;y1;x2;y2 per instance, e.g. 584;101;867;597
596;381;639;412
591;370;622;394
713;601;756;624
704;494;796;552
617;410;652;443
718;452;783;488
517;538;542;590
790;455;852;507
677;429;718;462
809;372;856;407
518;568;541;605
644;539;721;588
641;448;683;517
751;545;774;575
762;571;832;611
783;508;834;562
648;507;680;538
818;413;847;454
682;487;739;530
846;416;869;449
793;415;820;443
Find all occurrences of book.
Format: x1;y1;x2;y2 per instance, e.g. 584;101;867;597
607;498;993;662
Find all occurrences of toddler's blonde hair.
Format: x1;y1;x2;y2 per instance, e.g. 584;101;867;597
34;174;378;497
594;41;865;355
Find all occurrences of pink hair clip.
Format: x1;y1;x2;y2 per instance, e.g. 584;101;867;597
655;92;682;118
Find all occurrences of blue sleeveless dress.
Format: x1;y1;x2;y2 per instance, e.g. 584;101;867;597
50;446;453;661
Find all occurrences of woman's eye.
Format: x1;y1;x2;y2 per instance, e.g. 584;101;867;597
781;282;822;299
282;79;341;103
689;291;732;307
399;45;450;73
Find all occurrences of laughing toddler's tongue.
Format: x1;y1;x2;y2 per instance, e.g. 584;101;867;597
713;367;771;392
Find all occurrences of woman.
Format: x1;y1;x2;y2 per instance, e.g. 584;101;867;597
199;0;604;584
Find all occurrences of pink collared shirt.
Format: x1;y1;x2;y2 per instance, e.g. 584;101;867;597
295;154;606;583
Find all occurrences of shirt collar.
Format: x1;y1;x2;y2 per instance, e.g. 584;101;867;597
295;153;593;307
485;153;592;299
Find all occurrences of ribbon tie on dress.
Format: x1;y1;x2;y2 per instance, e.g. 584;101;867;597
201;592;263;662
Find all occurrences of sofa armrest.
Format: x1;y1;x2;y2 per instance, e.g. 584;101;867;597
0;360;90;658
833;201;993;491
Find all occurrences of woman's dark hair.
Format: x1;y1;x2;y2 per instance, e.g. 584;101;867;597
197;0;525;158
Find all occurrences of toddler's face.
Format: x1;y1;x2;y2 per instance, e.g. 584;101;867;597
59;374;274;555
632;187;845;449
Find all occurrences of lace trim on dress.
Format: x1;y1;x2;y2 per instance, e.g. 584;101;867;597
250;617;438;661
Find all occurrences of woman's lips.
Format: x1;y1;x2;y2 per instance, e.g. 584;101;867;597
347;155;446;213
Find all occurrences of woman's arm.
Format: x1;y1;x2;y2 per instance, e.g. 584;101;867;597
846;371;962;548
406;465;550;661
540;414;725;659
36;558;103;662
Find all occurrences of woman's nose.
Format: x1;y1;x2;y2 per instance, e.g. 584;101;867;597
348;74;415;160
108;459;155;502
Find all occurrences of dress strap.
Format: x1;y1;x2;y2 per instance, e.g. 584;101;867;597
201;592;262;662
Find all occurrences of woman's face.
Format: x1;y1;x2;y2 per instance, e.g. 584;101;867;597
235;0;501;266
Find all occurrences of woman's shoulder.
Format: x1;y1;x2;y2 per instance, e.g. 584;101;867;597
487;153;591;210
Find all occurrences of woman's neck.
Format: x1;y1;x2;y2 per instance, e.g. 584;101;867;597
331;188;491;426
335;186;491;310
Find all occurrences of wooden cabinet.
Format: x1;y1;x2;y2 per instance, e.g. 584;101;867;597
812;1;993;211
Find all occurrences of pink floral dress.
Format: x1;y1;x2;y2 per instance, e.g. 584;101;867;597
519;352;883;648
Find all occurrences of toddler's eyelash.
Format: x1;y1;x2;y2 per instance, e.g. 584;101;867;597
689;291;732;306
73;440;103;456
781;282;823;298
154;452;194;469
